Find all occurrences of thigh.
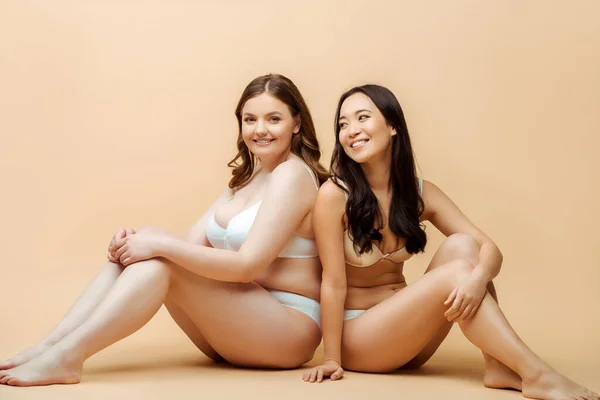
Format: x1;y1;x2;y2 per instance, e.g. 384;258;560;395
341;259;472;373
401;234;481;368
163;300;223;362
166;262;321;369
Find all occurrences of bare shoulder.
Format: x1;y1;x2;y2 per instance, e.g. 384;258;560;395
271;159;313;184
421;179;449;220
315;179;347;216
421;179;440;196
423;179;451;197
264;159;319;207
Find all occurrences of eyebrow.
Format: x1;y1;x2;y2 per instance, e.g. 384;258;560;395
338;109;372;120
242;111;284;117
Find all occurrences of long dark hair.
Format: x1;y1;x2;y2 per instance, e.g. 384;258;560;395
331;84;426;255
228;74;329;190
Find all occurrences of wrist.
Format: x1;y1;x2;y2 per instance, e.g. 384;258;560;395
156;236;175;258
324;357;341;366
470;266;490;283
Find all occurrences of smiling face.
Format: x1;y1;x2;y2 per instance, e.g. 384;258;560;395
240;93;300;160
337;92;396;164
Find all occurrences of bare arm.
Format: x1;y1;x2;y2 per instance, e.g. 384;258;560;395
314;181;348;365
421;180;503;282
154;161;317;283
109;188;233;263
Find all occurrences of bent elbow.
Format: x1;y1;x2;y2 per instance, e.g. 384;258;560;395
493;243;503;263
237;271;255;284
236;258;261;283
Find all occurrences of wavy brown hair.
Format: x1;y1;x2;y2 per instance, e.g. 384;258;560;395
228;74;329;190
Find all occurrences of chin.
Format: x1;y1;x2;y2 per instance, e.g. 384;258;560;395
251;146;285;159
344;150;369;164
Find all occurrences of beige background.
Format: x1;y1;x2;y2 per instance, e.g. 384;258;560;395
1;1;598;399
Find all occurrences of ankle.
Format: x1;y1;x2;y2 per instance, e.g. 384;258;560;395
48;342;86;367
520;362;548;383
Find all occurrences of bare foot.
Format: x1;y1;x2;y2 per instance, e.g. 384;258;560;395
522;365;599;400
0;348;82;387
483;358;522;391
0;343;52;371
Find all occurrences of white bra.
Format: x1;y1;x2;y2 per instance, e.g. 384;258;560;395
205;164;319;259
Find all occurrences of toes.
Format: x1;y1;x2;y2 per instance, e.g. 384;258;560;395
582;390;598;400
0;361;13;370
6;377;23;386
0;374;12;384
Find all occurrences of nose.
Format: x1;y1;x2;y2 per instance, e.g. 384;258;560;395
348;121;361;137
255;119;268;136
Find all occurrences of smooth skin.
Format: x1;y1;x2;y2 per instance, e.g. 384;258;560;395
303;92;598;400
0;92;322;386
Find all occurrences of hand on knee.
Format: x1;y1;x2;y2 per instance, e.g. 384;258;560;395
441;260;488;322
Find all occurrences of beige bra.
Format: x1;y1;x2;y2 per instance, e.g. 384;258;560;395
336;178;423;268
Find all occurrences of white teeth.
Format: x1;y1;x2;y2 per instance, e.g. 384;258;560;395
352;140;367;148
256;139;272;144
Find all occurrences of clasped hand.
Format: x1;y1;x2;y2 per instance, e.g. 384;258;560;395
107;226;166;267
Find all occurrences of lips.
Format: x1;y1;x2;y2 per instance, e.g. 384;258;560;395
350;139;369;149
253;138;275;146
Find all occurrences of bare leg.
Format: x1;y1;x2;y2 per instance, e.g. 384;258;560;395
0;262;124;370
1;264;222;370
161;262;320;368
0;259;320;386
163;300;223;362
0;260;170;386
342;257;598;400
401;235;521;390
479;283;522;391
457;294;597;400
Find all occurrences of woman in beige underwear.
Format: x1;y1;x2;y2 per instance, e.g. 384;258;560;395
0;73;328;386
303;84;598;400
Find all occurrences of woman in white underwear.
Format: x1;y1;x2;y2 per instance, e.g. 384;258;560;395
0;73;328;387
303;84;598;400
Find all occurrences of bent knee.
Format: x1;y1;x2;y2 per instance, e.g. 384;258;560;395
439;259;475;284
441;233;480;261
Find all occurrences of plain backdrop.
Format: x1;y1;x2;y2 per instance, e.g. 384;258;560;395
1;1;598;399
